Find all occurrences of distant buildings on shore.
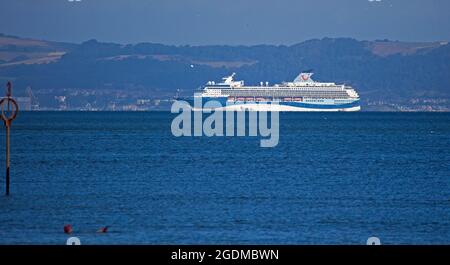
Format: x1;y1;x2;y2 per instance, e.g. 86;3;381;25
9;86;450;112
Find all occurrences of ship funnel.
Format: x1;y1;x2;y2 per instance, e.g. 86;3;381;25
294;72;314;83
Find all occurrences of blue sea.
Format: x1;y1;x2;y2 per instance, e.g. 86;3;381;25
0;112;449;245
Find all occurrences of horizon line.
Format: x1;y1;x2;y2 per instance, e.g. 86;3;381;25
1;32;448;47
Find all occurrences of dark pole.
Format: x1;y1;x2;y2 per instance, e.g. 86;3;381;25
5;121;10;196
1;81;18;196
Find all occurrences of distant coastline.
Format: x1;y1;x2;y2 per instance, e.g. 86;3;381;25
1;33;449;112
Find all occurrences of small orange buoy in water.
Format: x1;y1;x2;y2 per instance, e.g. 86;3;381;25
97;226;109;233
64;224;73;234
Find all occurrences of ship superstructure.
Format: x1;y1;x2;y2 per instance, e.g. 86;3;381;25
193;72;360;111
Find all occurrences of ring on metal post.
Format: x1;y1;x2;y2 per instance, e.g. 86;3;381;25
0;98;19;123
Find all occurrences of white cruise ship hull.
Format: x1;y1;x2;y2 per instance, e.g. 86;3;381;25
189;72;361;112
193;105;361;112
187;96;361;112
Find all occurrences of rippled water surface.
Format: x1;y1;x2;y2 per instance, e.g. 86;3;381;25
0;112;449;244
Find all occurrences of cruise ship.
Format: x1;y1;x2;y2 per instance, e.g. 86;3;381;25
189;72;360;111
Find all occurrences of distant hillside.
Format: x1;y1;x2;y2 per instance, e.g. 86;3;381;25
0;34;449;110
0;33;75;67
365;40;446;57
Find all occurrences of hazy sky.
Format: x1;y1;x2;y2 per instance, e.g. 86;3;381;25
1;0;449;45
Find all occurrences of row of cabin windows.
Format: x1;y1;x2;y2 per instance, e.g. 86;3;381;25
217;88;345;92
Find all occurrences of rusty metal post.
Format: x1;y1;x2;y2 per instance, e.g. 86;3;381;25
5;123;10;195
1;81;18;196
